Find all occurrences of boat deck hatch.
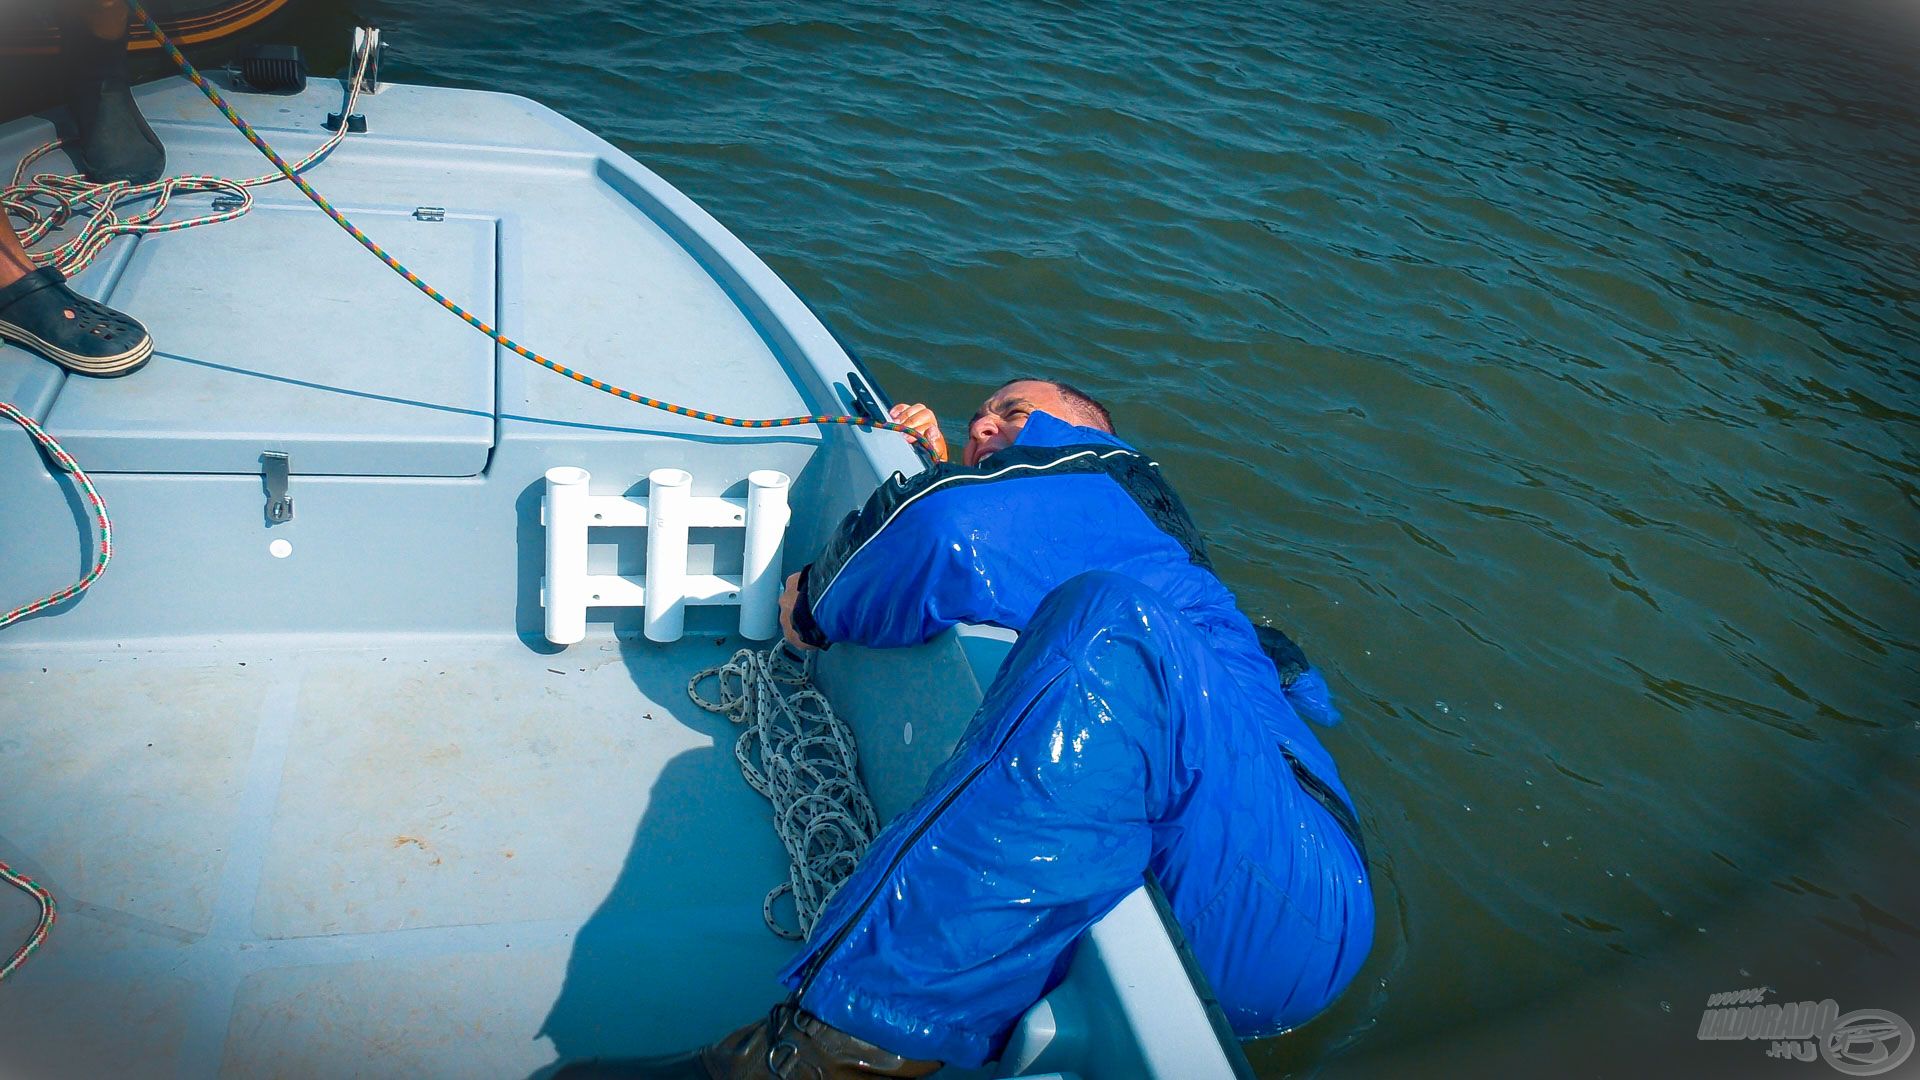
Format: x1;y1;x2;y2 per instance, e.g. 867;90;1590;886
42;203;499;477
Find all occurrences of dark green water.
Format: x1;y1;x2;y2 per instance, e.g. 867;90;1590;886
157;0;1920;1074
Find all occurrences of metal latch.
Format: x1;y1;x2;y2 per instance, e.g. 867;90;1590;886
413;206;445;222
262;452;293;524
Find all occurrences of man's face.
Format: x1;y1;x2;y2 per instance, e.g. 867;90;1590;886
964;380;1074;466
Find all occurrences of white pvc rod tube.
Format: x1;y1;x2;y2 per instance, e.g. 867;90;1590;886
644;468;693;642
543;466;591;645
738;470;792;639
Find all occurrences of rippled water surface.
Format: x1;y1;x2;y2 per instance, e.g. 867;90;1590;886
193;0;1920;1073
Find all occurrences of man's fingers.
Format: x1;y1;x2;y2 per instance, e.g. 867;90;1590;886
885;403;949;462
904;406;942;433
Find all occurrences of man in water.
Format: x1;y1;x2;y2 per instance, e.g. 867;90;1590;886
0;0;162;377
570;378;1372;1078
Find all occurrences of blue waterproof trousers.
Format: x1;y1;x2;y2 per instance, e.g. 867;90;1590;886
780;572;1374;1066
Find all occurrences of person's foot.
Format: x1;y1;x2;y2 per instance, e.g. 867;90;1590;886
0;267;153;377
62;23;166;185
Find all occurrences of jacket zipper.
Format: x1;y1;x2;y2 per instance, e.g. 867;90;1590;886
797;669;1067;996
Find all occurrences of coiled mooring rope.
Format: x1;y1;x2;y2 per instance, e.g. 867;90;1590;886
689;646;878;940
2;38;372;278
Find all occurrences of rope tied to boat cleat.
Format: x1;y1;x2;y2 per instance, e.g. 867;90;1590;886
123;0;938;456
689;644;879;940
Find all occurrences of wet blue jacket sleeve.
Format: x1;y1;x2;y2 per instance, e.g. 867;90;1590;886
799;491;1002;649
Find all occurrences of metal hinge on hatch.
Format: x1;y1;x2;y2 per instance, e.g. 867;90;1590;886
262;451;293;524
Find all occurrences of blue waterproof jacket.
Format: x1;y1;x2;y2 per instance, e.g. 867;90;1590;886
778;411;1371;1063
790;410;1353;812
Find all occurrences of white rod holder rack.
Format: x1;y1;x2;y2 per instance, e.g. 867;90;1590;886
541;466;791;645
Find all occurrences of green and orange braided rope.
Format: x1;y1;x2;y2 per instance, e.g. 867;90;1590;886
0;399;107;984
0;857;55;983
0;401;112;630
126;0;935;454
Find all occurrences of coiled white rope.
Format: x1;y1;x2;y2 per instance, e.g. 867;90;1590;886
2;37;372;279
689;645;878;941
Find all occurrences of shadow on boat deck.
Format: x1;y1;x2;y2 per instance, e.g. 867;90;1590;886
526;640;798;1077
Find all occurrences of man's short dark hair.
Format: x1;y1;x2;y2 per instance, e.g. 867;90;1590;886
1003;376;1115;433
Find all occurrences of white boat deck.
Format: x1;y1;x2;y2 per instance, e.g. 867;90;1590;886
1;636;795;1077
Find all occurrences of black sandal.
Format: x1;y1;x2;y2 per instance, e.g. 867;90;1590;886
0;267;153;378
